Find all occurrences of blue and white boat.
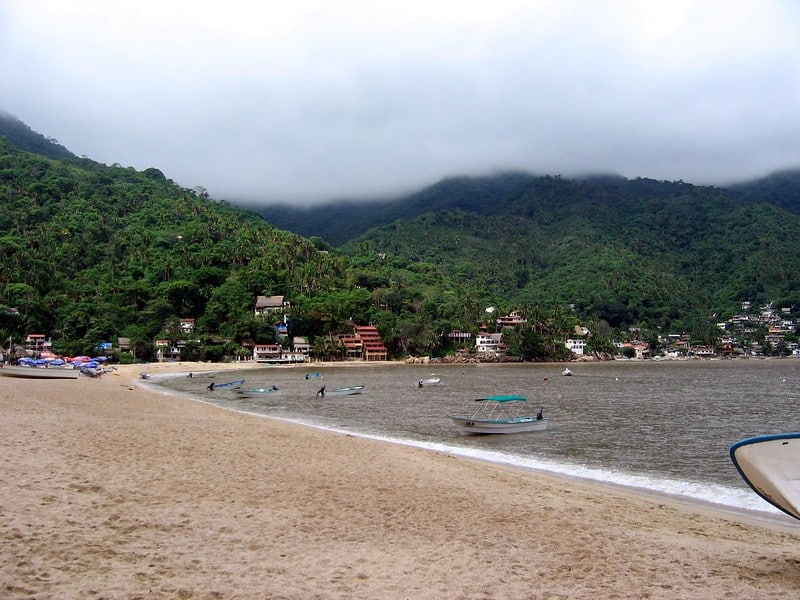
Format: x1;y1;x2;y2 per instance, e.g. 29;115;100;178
450;395;548;435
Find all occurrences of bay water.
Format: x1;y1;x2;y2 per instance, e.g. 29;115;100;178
154;359;800;519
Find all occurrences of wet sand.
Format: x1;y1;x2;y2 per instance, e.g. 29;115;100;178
2;361;800;599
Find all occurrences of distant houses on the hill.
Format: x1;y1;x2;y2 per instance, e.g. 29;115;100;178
5;297;799;364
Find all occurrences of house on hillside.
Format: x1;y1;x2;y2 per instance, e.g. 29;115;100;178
496;311;526;328
254;295;290;316
565;338;586;356
475;332;506;357
292;336;311;354
155;339;181;361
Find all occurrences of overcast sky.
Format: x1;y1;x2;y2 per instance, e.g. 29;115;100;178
2;1;799;205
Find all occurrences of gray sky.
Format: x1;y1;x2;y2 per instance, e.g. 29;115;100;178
2;1;799;205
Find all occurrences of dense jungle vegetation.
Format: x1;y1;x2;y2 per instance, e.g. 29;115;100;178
3;113;800;362
263;172;800;331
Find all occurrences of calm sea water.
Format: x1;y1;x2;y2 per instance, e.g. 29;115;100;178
153;359;800;519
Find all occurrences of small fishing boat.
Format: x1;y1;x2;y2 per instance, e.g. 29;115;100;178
418;377;441;387
316;385;365;397
237;386;281;398
562;368;573;376
304;372;323;379
206;379;244;391
450;395;548;435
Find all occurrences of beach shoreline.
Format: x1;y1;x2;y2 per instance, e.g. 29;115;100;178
3;361;800;598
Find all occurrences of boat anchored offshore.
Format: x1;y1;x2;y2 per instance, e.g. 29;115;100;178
450;395;548;435
237;386;281;398
418;377;441;387
316;385;365;397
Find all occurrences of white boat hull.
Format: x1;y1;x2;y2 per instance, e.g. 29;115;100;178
322;385;365;396
730;433;800;521
238;389;281;398
0;365;80;379
451;416;549;435
317;385;365;397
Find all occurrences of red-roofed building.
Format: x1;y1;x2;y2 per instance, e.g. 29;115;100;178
338;325;388;361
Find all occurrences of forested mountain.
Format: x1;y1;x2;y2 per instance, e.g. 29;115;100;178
261;172;800;329
728;168;800;214
0;136;359;359
372;178;800;326
0;112;76;161
3;113;800;362
257;172;536;246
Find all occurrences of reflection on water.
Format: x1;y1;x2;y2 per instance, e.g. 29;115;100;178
156;359;800;508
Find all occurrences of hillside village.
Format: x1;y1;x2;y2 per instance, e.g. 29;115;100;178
6;296;799;365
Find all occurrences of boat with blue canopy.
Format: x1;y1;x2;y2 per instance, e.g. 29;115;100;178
450;394;548;435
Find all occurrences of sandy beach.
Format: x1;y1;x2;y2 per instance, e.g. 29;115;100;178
2;361;800;599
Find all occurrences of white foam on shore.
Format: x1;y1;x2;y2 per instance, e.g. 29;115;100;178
148;380;789;524
276;414;786;520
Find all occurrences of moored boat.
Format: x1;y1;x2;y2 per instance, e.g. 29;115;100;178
450;395;548;435
206;379;245;391
316;384;365;397
237;386;281;398
418;377;441;387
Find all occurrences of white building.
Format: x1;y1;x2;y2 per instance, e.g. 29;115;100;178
565;338;586;356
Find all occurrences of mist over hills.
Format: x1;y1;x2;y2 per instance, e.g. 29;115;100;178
0;112;77;162
3;110;800;358
256;170;800;247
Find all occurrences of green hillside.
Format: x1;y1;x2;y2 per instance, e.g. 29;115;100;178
728;168;800;214
338;175;800;329
4;113;800;362
0;136;354;359
0;112;76;161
